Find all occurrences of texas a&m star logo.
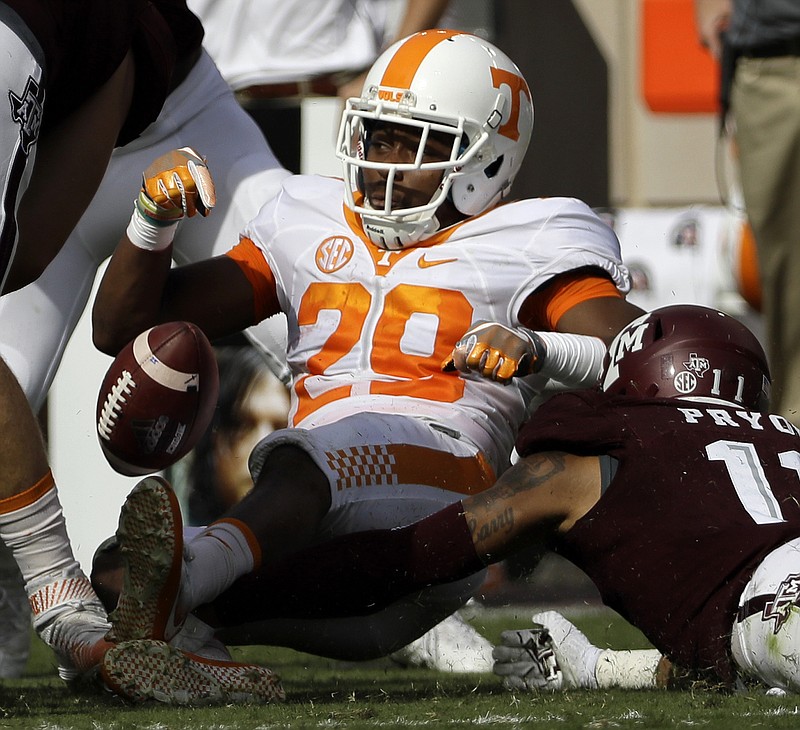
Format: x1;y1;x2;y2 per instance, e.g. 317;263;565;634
763;573;800;633
673;352;710;395
9;76;44;155
684;352;710;377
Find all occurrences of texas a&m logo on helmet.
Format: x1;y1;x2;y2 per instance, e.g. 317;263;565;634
600;304;770;410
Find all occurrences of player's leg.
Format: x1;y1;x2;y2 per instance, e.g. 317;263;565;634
0;336;112;675
209;445;607;671
0;288;116;668
93;500;477;623
94;524;489;670
0;243;95;672
104;414;494;663
6;48;135;292
731;537;800;691
732;56;800;426
102;441;588;668
0;15;133;679
212;414;495;668
209;451;597;623
215;591;483;665
0;235;101;411
108;443;331;644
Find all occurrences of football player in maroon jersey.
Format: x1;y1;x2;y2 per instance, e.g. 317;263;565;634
195;304;797;693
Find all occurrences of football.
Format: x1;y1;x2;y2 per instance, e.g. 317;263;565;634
96;321;219;476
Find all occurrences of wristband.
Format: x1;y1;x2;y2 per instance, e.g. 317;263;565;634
126;202;179;252
528;330;607;388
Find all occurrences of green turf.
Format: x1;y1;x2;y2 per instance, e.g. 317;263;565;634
1;606;798;729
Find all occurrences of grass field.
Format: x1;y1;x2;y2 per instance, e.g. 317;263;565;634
2;604;798;729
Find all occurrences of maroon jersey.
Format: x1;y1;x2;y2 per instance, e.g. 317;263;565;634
2;0;203;144
516;390;800;683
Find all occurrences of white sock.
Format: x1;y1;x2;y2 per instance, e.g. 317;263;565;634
595;648;663;689
183;519;258;610
0;478;80;585
0;476;96;623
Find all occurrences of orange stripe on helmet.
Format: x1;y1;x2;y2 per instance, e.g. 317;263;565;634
381;29;462;89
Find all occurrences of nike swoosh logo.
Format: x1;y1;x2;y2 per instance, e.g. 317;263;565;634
418;254;458;269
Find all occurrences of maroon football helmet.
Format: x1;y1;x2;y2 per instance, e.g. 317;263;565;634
601;305;770;410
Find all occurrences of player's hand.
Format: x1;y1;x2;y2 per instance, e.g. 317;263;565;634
138;147;216;222
441;321;544;384
493;625;565;692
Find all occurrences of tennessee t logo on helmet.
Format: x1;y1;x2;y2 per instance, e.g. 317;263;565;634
336;30;534;250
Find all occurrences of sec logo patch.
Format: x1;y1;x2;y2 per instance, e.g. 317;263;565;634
316;236;354;273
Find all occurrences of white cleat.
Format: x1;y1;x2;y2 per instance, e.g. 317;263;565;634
108;476;186;643
100;639;285;705
30;572;113;682
390;612;494;673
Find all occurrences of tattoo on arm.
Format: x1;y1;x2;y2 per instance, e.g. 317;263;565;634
467;507;514;548
466;452;566;552
487;452;566;503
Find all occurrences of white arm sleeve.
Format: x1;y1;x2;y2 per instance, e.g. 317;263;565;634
529;331;607;389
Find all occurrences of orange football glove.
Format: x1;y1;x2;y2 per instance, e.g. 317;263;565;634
138;147;216;222
442;321;545;385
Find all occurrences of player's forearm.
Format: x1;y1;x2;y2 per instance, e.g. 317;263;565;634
462;453;570;561
533;330;607;388
443;322;607;387
463;451;602;562
92;238;174;354
94;146;219;354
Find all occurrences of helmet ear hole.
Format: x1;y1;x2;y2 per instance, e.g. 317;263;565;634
484;156;503;179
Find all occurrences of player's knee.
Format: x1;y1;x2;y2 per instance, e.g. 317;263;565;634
254;444;331;513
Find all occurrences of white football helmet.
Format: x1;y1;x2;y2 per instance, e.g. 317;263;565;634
336;29;534;249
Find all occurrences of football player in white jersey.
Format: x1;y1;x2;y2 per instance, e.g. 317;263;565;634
90;30;644;699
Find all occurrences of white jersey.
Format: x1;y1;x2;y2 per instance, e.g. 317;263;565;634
187;0;394;89
242;175;629;470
